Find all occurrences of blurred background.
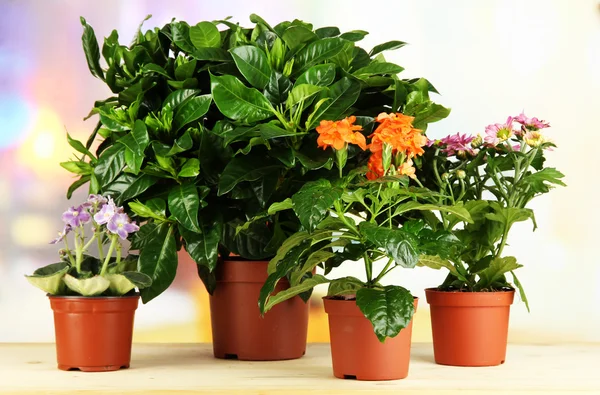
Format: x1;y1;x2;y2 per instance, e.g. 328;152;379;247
0;0;598;343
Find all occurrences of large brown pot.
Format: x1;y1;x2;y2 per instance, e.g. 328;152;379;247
48;294;139;371
425;288;515;366
323;297;418;381
209;259;309;360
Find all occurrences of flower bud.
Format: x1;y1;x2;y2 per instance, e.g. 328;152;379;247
441;172;450;181
456;170;466;179
471;135;483;148
457;150;467;159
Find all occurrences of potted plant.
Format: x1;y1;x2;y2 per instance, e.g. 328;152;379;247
417;113;565;366
26;194;152;371
68;14;450;361
257;112;468;380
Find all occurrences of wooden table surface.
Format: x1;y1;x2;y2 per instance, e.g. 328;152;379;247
0;343;598;394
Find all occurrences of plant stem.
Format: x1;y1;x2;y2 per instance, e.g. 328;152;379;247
82;234;97;252
372;257;393;284
364;252;373;284
63;236;76;267
100;235;118;276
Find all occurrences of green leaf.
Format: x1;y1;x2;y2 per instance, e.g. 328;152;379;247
139;223;178;303
105;274;137;295
189;21;221;48
118;120;149;157
285;84;323;110
25;262;69;295
163;89;199;110
104;173;157;206
353;62;404;78
296;64;336;87
412;103;451;129
267;230;332;274
67;176;90;199
230;45;272;89
282;25;318;49
369;40;407;56
80;17;104;80
175;59;197;81
173;94;212;131
356;285;415;342
293;38;347;75
521;167;566;194
60;161;92;175
290;250;336;286
327;276;364;296
130;223;158;250
129;201;166;222
64;274;110;296
181;217;222;271
211;74;275;123
360;222;419;268
292;180;342;232
263;274;329;313
417;255;465;280
168;183;201;232
485;204;536;231
94;144;125;187
178;158;200;178
123;271;152;288
197;264;217;295
340;30;368;42
476;256;523;291
67;133;96;163
249;14;277;34
393;201;473;224
315;26;340;38
259;123;298;139
190;47;232;61
512;271;530;312
264;71;292;105
306;77;361;130
218;156;281;195
267;198;293;215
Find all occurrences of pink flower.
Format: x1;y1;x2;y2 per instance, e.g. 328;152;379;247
50;225;72;244
484;117;515;146
62;205;91;227
94;200;116;225
107;213;140;240
514;112;550;130
439;133;477;157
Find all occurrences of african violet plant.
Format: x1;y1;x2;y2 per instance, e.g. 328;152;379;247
65;14;449;303
26;195;152;297
416;113;565;309
257;113;469;341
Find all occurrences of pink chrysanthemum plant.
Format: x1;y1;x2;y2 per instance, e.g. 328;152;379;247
417;113;564;309
26;194;152;297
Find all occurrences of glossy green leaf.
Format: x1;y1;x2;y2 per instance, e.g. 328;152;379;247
314;26;340;38
340;30;368;42
356;285;415;342
190;47;232;61
118;120;149;157
60;161;92;175
190;21;221;48
180;216;222;271
129;201;166;222
485;204;536;230
67;176;90;199
328;276;364;296
80;17;104;80
67;133;96;163
264;71;292;105
139;223;178;303
171;22;195;52
104;173;157;206
105;274;136;295
393;201;473;223
218;156;281;195
285;84;323;110
94;144;125;187
360;222;419;268
25;262;69;295
163;89;199;110
369;40;407;56
230;45;272;89
296;64;336;87
292;180;342;232
173;94;212;131
267;198;293;215
293;38;347;75
282;25;318;49
511;271;530;312
476;256;523;291
174;59;197;81
64;274;110;296
306;77;361;130
290;250;336;286
417;255;465;280
178;158;200;178
211;74;275;123
168;183;201;232
263;274;329;313
412;103;451;129
353;62;404;78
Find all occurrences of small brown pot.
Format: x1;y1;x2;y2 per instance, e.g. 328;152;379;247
323;297;418;381
209;259;309;361
48;294;139;372
425;288;515;366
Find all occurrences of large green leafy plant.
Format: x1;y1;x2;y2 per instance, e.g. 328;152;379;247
416;114;565;309
65;14;449;303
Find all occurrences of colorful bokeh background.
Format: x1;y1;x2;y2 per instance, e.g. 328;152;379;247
1;0;598;343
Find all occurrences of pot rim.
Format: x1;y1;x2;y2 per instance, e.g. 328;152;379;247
424;287;516;294
424;287;515;307
47;292;140;300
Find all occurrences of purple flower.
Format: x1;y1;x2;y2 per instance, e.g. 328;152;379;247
94;199;117;225
86;194;108;206
439;133;477;157
514;112;550;130
107;213;140;240
50;224;72;244
62;206;91;227
484;117;515;146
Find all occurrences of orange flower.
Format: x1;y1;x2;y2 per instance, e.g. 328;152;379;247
316;116;367;151
398;158;416;179
369;112;427;158
366;151;384;180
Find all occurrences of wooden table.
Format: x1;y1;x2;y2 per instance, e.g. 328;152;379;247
0;343;597;394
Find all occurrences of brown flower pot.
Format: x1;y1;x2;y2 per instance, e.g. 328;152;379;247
323;297;418;381
48;294;139;372
209;259;309;360
425;288;515;366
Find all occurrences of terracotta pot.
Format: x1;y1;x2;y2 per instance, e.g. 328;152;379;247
323;297;418;381
48;294;139;371
209;259;309;360
425;288;515;366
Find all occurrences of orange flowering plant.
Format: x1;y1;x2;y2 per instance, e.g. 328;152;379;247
257;111;470;341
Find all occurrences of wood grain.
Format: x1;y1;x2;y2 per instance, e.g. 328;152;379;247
0;343;597;394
